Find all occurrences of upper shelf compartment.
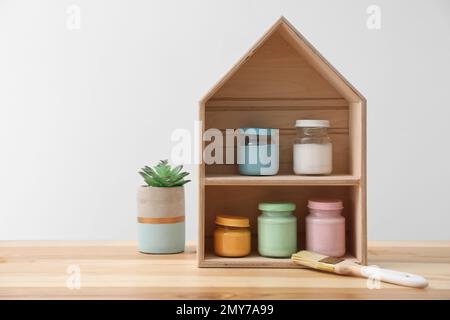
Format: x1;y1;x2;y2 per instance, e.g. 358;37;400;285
201;26;357;176
204;97;352;176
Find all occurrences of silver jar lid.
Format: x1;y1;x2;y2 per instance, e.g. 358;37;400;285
295;120;330;128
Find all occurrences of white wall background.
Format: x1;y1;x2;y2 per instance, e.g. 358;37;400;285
1;0;449;241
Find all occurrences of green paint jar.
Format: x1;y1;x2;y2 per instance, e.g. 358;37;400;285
257;202;297;258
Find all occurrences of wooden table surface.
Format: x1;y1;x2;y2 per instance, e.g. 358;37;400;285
0;241;449;299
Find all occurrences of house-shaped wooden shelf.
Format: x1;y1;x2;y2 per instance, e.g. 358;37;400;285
198;17;366;268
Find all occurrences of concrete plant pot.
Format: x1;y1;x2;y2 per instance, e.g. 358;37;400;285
137;186;185;254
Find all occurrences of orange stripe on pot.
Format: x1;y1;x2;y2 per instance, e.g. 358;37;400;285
137;216;185;224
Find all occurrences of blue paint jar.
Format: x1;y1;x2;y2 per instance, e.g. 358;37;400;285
237;128;279;176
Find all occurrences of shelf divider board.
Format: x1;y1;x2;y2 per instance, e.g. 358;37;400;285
205;174;360;186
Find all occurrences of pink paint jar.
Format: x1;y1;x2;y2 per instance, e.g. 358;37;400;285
306;199;345;257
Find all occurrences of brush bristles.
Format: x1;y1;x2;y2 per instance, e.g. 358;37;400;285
291;251;337;273
292;250;328;262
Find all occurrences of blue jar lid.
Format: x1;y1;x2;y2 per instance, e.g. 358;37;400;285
238;128;277;136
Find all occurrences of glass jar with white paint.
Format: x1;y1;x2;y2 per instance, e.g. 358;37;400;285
293;120;332;175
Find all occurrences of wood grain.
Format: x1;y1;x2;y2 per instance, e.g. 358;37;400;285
198;17;367;267
204;132;350;175
202;248;357;269
203;186;354;258
204;174;359;186
0;241;449;300
212;30;342;99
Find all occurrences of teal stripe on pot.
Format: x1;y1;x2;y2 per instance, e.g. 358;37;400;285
138;222;185;254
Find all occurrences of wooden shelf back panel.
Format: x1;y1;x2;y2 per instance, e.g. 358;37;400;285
212;31;343;100
205;105;349;129
204;130;350;175
203;185;362;265
206;98;349;108
204;98;351;175
205;185;351;235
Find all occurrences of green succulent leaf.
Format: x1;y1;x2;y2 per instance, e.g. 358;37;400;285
139;160;191;188
171;165;183;176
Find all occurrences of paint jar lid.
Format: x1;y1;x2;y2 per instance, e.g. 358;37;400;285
238;128;278;136
258;202;296;212
295;120;330;128
308;199;343;210
215;214;250;228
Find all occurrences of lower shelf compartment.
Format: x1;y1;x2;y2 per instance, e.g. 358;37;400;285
201;250;358;268
200;184;366;268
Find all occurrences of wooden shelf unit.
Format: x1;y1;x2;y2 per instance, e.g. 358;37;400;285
198;17;366;268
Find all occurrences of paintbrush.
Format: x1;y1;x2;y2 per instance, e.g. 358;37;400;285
292;250;428;288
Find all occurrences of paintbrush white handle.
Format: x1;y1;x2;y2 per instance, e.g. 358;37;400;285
359;266;428;288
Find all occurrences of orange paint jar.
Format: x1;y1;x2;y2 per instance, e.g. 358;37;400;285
214;215;251;257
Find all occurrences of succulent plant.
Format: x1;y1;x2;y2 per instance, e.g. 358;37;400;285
139;160;191;187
